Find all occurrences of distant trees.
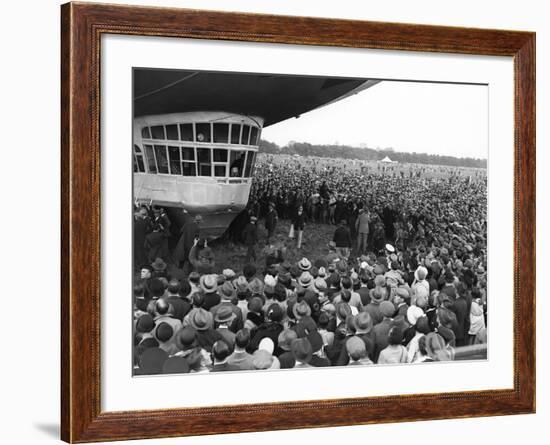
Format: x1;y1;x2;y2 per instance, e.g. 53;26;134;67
258;139;487;169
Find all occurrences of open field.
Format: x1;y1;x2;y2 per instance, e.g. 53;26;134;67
209;219;337;273
257;153;487;181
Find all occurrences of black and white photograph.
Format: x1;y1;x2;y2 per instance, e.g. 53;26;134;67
132;68;488;376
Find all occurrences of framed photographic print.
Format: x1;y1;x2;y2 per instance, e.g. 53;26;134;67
61;2;535;443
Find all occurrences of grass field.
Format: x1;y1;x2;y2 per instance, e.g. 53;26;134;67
209;219;338;273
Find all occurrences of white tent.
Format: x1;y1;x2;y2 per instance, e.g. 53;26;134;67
379;156;396;163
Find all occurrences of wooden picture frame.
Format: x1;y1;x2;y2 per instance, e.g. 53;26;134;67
61;2;535;442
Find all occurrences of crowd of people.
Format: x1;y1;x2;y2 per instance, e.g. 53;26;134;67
133;156;487;375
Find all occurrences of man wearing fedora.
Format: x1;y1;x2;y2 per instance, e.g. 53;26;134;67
214;305;238;351
200;274;221;311
210;281;243;332
188;307;221;352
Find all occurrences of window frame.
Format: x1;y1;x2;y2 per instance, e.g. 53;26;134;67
139;121;260;177
195;122;212;143
133;144;146;173
181;146;197;177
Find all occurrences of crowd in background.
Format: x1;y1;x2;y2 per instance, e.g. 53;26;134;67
133;156;487;375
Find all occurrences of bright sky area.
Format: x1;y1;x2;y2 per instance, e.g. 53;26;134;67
261;80;488;160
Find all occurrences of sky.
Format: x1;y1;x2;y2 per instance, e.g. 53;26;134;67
261;80;488;160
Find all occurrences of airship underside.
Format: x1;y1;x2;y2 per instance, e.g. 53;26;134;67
133;69;379;236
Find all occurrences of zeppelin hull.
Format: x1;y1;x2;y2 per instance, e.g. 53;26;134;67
134;174;251;237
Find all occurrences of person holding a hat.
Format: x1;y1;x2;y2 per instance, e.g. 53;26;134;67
173;214;201;271
188;238;216;275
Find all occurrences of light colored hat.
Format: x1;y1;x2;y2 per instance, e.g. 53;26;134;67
414;266;429;281
395;287;410;299
380;301;395;318
323;303;336;315
314;277;328;292
407;305;425;326
278;329;298;351
293;300;312;319
298;257;312;271
219;281;236;300
214;305;236;324
222;269;236;280
385;244;395;253
258;337;275;354
252;350;275;370
318;267;327;278
346;336;366;358
248;277;264;295
264;274;277;290
200;274;218;293
234;275;248;294
354;312;373;333
298;271;314;288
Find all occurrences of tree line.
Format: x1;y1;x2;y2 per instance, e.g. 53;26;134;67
258;140;487;169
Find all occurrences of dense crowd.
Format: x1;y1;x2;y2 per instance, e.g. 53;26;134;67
133;156;487;375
